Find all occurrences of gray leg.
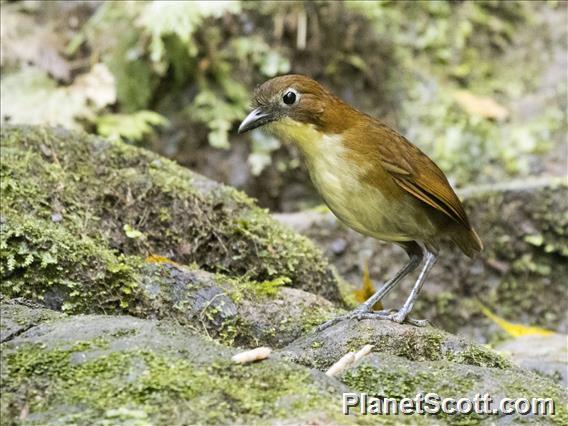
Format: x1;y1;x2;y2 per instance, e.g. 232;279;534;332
391;250;438;323
358;250;423;312
315;242;424;332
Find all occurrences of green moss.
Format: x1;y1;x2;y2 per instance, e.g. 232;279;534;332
344;364;475;400
0;125;342;311
447;344;511;369
343;363;484;424
0;210;143;314
1;342;337;425
371;329;446;362
225;275;291;302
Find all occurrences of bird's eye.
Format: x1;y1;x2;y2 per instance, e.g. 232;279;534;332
283;91;296;105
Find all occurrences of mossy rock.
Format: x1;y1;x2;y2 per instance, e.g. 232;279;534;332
0;125;345;322
342;353;567;425
281;319;512;371
0;302;352;425
6;302;563;425
281;319;567;425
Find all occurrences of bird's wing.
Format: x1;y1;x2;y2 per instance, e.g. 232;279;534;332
374;125;471;229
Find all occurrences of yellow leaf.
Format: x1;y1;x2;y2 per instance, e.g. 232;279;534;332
353;260;383;311
477;302;554;337
145;255;183;268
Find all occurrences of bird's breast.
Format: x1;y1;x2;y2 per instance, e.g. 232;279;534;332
301;133;415;242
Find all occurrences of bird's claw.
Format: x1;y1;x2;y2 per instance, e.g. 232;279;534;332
315;308;429;332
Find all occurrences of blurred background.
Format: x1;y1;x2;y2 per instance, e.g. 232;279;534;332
1;0;566;212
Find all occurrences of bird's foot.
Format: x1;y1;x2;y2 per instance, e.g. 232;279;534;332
357;310;430;327
315;308;429;332
315;306;372;332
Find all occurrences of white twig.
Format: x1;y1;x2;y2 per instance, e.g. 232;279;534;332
325;345;374;377
232;347;272;364
325;352;355;377
354;344;374;362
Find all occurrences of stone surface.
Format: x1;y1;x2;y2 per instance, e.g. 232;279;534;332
2;302;566;425
495;334;568;387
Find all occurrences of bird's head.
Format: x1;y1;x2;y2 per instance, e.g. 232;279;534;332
238;75;355;143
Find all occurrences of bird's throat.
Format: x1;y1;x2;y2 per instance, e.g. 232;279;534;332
266;117;331;159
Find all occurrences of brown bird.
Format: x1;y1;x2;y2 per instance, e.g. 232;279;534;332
238;75;482;329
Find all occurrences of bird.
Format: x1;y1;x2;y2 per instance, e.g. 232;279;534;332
238;74;482;329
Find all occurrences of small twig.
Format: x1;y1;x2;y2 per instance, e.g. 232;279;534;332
325;352;355;377
353;344;374;362
325;345;374;377
232;347;272;364
296;10;307;50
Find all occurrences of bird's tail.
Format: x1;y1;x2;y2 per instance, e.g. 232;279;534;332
451;225;483;258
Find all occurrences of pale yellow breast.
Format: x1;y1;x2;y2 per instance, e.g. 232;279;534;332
267;119;415;242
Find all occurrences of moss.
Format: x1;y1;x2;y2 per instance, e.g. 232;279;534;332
224;275;292;302
0;125;352;347
1;341;339;425
368;329;446;362
0;209;143;314
447;344;511;369
343;357;566;425
0;125;342;310
343;363;484;424
344;364;475;400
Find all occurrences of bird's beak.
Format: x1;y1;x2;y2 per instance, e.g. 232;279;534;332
238;107;274;134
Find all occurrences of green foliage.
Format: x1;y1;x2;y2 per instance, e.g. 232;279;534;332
186;87;248;149
96;111;169;143
0;67;90;129
0;1;563;189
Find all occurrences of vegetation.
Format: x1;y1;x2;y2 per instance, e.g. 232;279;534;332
1;1;565;209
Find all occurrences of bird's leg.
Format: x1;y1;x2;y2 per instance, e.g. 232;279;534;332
357;252;423;313
389;251;438;326
315;246;423;332
369;250;437;326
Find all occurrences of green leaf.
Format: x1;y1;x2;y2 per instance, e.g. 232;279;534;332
0;67;88;129
123;224;144;239
96;111;169;142
137;1;241;62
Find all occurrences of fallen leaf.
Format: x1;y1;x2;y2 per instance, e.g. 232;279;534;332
145;255;182;267
477;302;554;337
353;260;383;311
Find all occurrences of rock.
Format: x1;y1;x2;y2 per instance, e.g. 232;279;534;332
274;178;568;341
0;125;348;326
495;334;568;387
2;125;566;424
135;263;339;347
0;298;63;343
281;319;511;371
279;320;566;424
0;302;350;425
341;353;565;424
2;302;565;425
